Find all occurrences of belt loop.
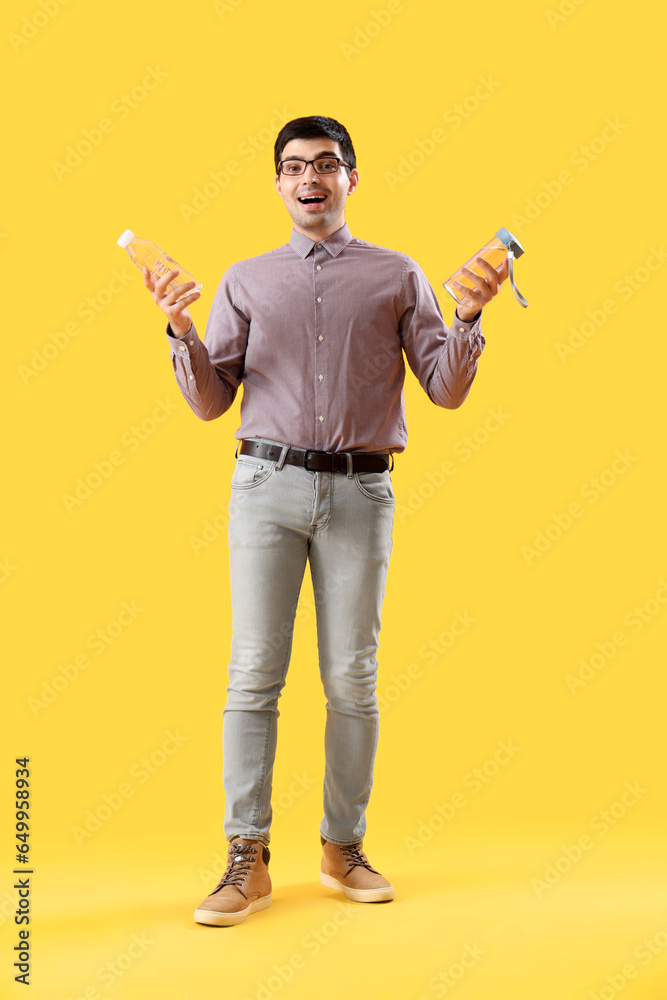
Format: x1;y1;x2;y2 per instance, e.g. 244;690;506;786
235;440;241;459
275;444;289;471
388;452;395;472
345;452;354;479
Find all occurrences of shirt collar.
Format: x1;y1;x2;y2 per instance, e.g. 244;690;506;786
289;222;353;259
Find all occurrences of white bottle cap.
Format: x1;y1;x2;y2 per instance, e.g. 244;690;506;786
117;229;135;248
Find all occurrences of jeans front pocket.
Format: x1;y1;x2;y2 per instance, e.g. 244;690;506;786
353;470;395;504
231;458;275;490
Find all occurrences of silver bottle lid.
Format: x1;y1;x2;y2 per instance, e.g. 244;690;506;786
496;228;525;258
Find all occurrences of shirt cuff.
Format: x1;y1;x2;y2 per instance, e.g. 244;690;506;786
454;308;481;324
167;321;202;367
166;321;194;340
449;309;482;341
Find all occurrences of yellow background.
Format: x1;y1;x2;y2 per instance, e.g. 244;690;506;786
2;0;666;997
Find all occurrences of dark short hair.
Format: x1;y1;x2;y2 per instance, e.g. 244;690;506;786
274;116;356;175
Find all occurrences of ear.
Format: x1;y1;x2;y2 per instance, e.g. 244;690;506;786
346;168;359;196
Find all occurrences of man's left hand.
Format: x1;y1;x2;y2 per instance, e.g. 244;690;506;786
453;256;510;323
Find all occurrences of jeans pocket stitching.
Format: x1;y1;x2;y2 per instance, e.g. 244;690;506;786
231;460;276;490
353;472;395;504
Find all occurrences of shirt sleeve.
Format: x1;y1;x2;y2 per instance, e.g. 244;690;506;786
165;263;248;421
398;256;486;409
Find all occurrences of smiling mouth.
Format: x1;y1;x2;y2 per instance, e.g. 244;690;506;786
298;195;327;204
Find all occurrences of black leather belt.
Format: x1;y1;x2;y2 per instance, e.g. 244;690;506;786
237;439;393;474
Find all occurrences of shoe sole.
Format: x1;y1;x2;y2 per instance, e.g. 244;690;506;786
193;893;272;926
320;872;395;902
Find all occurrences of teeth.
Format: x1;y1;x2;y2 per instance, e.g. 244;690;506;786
299;196;326;203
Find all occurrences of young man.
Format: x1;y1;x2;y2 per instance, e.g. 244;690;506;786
144;116;507;927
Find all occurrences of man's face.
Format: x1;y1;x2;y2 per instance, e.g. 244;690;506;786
275;137;359;237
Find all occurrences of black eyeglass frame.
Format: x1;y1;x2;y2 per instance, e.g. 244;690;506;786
278;156;352;176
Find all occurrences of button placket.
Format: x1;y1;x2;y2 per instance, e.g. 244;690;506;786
314;246;325;443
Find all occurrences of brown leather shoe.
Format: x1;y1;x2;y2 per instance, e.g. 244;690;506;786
193;838;272;926
320;835;395;902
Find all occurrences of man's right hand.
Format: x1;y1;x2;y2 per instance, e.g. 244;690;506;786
143;266;200;337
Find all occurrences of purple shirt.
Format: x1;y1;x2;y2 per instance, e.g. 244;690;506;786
166;222;485;453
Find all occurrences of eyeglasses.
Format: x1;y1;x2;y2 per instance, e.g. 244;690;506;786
278;156;351;176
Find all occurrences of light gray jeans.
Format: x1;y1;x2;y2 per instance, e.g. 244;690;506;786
222;438;395;847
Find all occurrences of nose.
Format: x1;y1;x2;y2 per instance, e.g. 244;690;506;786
303;161;320;184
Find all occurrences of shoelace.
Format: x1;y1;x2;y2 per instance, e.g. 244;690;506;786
212;844;258;893
340;843;380;875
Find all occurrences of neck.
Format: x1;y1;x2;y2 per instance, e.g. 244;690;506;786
293;219;346;243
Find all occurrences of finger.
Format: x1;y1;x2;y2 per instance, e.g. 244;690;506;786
171;290;200;309
154;268;180;293
470;260;500;296
460;268;492;299
164;293;200;321
474;257;498;275
162;280;197;306
173;291;200;309
452;277;482;296
452;279;485;306
143;266;155;291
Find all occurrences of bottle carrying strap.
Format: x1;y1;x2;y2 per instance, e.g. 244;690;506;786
507;250;529;308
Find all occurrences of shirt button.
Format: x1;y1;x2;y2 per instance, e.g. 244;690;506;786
316;297;322;303
315;243;321;249
318;415;324;422
316;265;322;270
318;374;323;381
189;341;194;346
180;345;186;352
458;326;466;332
188;375;195;380
318;335;324;342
